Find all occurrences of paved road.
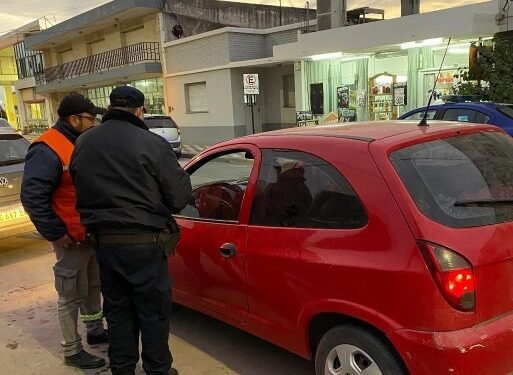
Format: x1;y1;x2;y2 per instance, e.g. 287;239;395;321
0;233;313;375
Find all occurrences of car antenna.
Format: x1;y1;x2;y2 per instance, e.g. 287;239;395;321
419;37;452;127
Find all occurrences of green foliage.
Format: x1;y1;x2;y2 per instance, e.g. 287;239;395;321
462;37;513;103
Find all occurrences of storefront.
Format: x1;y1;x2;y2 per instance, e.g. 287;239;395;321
299;40;477;123
272;1;500;125
86;77;165;114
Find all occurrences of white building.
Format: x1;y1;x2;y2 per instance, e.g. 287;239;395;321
164;0;509;146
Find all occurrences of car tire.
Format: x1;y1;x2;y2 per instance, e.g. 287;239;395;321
175;152;182;159
314;325;406;375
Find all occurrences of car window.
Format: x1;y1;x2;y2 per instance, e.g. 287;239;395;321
390;132;513;228
0;135;29;166
144;118;177;129
249;149;367;229
498;104;513;120
441;108;490;123
180;151;254;221
401;110;436;121
0;119;11;128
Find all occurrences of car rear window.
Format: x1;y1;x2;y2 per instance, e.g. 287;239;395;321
390;131;513;228
0;135;29;166
144;118;177;129
498;104;513;120
0;119;11;128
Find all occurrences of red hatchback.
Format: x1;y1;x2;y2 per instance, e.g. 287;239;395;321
170;121;513;375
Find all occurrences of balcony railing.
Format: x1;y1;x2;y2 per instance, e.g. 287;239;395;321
35;42;160;85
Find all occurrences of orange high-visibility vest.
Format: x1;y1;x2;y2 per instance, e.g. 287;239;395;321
34;128;85;241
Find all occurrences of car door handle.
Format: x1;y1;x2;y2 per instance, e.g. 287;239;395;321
219;243;237;258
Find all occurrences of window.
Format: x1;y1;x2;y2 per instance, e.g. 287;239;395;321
390;132;513;228
283;74;296;108
401;110;436;121
442;108;489;124
250;150;367;229
179;151;254;221
498;105;513;120
185;82;208;113
0;135;29;166
144;117;177;129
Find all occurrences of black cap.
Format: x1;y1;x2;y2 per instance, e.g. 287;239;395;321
110;86;145;108
57;94;105;117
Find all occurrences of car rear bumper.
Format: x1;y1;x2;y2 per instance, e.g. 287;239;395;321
391;311;513;375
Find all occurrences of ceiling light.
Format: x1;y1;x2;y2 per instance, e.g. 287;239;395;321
400;38;444;50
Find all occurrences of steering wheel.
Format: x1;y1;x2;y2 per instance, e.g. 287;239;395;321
191;183;243;220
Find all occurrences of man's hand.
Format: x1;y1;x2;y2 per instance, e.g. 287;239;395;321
52;234;76;249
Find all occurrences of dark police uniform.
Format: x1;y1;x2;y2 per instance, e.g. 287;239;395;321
70;87;191;375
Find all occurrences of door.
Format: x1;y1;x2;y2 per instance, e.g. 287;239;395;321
171;147;258;322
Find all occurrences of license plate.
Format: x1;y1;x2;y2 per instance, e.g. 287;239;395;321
0;205;27;223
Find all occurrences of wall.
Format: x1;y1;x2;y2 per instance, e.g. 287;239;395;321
166;69;236;145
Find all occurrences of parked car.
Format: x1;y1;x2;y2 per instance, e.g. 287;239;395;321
170;121;513;375
0;130;33;238
399;102;513;135
0;118;17;133
144;115;182;158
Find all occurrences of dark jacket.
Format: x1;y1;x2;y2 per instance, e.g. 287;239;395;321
20;119;80;241
70;110;192;231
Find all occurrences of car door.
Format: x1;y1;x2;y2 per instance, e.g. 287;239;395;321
170;145;260;323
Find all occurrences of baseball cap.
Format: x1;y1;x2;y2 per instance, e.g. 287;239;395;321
57;94;105;117
110;86;146;109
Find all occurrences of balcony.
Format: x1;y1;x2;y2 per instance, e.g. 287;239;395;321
35;42;160;85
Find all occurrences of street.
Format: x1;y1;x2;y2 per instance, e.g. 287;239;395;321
0;232;313;375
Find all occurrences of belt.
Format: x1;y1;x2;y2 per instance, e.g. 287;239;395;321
96;232;159;244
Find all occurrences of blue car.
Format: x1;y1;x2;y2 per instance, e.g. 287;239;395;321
399;102;513;136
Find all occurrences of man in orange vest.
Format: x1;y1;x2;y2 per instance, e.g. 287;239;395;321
21;94;108;369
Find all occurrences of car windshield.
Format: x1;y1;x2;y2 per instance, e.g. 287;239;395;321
0;135;29;166
498;104;513;120
145;118;177;129
390;131;513;228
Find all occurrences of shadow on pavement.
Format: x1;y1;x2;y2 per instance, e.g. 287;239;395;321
170;305;314;375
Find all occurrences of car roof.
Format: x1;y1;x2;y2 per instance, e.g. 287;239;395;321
407;102;511;112
144;114;172;119
212;121;498;149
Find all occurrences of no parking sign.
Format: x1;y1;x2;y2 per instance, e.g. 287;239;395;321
243;74;259;95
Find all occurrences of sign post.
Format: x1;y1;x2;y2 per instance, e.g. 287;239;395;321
243;74;259;134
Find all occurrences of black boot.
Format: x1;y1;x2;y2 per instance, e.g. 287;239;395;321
87;329;109;345
65;350;106;369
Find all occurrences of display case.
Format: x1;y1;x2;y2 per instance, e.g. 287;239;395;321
368;73;397;121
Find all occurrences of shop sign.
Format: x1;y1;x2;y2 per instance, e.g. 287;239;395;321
357;90;367;107
393;83;407;106
338;108;356;122
243;74;259;95
337;86;350;109
296;111;318;127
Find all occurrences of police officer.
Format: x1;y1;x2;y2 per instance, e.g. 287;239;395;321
70;86;191;375
20;94;108;369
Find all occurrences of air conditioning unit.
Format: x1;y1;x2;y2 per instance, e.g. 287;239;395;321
317;0;347;31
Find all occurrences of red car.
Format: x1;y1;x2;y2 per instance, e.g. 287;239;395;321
170;121;513;375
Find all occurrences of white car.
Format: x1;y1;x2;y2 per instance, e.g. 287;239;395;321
145;115;182;158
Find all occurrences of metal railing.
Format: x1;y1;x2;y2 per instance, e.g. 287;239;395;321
35;42;160;85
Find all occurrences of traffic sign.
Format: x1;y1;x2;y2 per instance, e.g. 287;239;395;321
243;74;259;95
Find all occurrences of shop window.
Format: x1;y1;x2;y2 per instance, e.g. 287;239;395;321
185;82;208;113
283;74;296;108
250;150;367;229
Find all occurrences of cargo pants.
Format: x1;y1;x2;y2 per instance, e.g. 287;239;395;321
53;244;105;357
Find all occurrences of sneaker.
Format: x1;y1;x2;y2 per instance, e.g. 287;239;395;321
64;350;106;369
87;330;108;345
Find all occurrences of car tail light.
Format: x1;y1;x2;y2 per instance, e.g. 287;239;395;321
418;241;475;311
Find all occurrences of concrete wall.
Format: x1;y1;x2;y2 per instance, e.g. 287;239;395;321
166;69;237;146
163;0;313;42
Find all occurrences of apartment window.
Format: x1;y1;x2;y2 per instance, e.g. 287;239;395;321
283;74;296;108
185;82;208;113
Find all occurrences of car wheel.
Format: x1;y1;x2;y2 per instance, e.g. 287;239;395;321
315;325;406;375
